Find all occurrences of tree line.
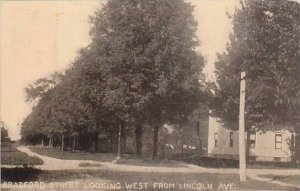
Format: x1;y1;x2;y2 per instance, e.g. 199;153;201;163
21;0;208;159
21;0;300;161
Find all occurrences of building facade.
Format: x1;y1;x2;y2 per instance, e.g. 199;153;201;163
207;116;294;162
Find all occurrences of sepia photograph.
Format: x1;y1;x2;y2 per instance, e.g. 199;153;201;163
1;0;300;190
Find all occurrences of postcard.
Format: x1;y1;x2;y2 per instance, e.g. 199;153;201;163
1;0;299;190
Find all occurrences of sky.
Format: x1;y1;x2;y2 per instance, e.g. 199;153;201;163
0;0;239;140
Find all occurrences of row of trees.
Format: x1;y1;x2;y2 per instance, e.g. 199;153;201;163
21;0;208;159
22;0;300;161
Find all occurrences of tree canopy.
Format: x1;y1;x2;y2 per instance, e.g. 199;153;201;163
212;0;300;132
21;0;207;158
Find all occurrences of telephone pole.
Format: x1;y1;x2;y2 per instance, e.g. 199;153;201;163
239;71;247;181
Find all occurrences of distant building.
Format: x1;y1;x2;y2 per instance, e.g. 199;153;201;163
207;116;294;162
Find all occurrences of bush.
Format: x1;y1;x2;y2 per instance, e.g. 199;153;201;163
197;157;239;168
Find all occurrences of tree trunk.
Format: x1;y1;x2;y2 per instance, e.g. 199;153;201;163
61;134;64;153
291;133;295;164
48;137;53;148
41;136;44;147
82;133;87;151
294;126;300;163
121;123;126;153
135;125;143;157
79;132;84;150
181;128;184;154
117;124;121;159
73;136;76;152
94;132;99;152
197;139;202;156
68;136;71;152
152;125;159;160
196;121;202;156
52;137;55;148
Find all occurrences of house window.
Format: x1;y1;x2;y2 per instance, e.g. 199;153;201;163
214;133;218;147
249;132;256;148
230;132;233;147
275;134;282;149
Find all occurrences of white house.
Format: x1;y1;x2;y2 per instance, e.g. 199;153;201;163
207;116;294;162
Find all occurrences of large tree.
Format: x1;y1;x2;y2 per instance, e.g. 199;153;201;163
212;0;300;161
89;0;206;159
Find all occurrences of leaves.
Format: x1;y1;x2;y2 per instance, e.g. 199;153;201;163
212;0;300;131
21;0;207;145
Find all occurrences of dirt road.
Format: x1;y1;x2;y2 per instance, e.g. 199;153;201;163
15;146;300;189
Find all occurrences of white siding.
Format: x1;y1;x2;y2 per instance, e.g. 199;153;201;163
208;116;292;161
208;116;239;158
249;130;292;161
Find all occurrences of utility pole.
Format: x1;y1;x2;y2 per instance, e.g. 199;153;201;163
116;124;121;160
239;71;247;181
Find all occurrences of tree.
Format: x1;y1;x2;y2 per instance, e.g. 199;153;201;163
25;72;63;103
212;0;300;161
89;0;206;159
1;121;9;140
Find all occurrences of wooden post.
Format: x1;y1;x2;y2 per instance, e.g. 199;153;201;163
239;71;247;181
116;124;121;160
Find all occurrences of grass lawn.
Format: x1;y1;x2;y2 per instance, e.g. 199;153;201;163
1;144;43;166
259;174;300;187
30;147;193;168
33;169;294;190
115;158;189;168
248;161;300;169
29;146;116;162
175;154;300;169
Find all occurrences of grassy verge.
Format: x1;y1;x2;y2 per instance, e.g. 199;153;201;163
29;147;116;162
259;174;300;187
248;161;300;169
29;147;186;167
114;158;189;168
1;144;43;166
172;154;300;169
35;169;293;190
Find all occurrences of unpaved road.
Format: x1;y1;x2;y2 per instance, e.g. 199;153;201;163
12;146;299;189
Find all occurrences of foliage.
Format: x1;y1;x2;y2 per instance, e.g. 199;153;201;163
20;0;207;157
212;0;300;132
88;0;206;126
25;72;63;103
1;127;9;139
